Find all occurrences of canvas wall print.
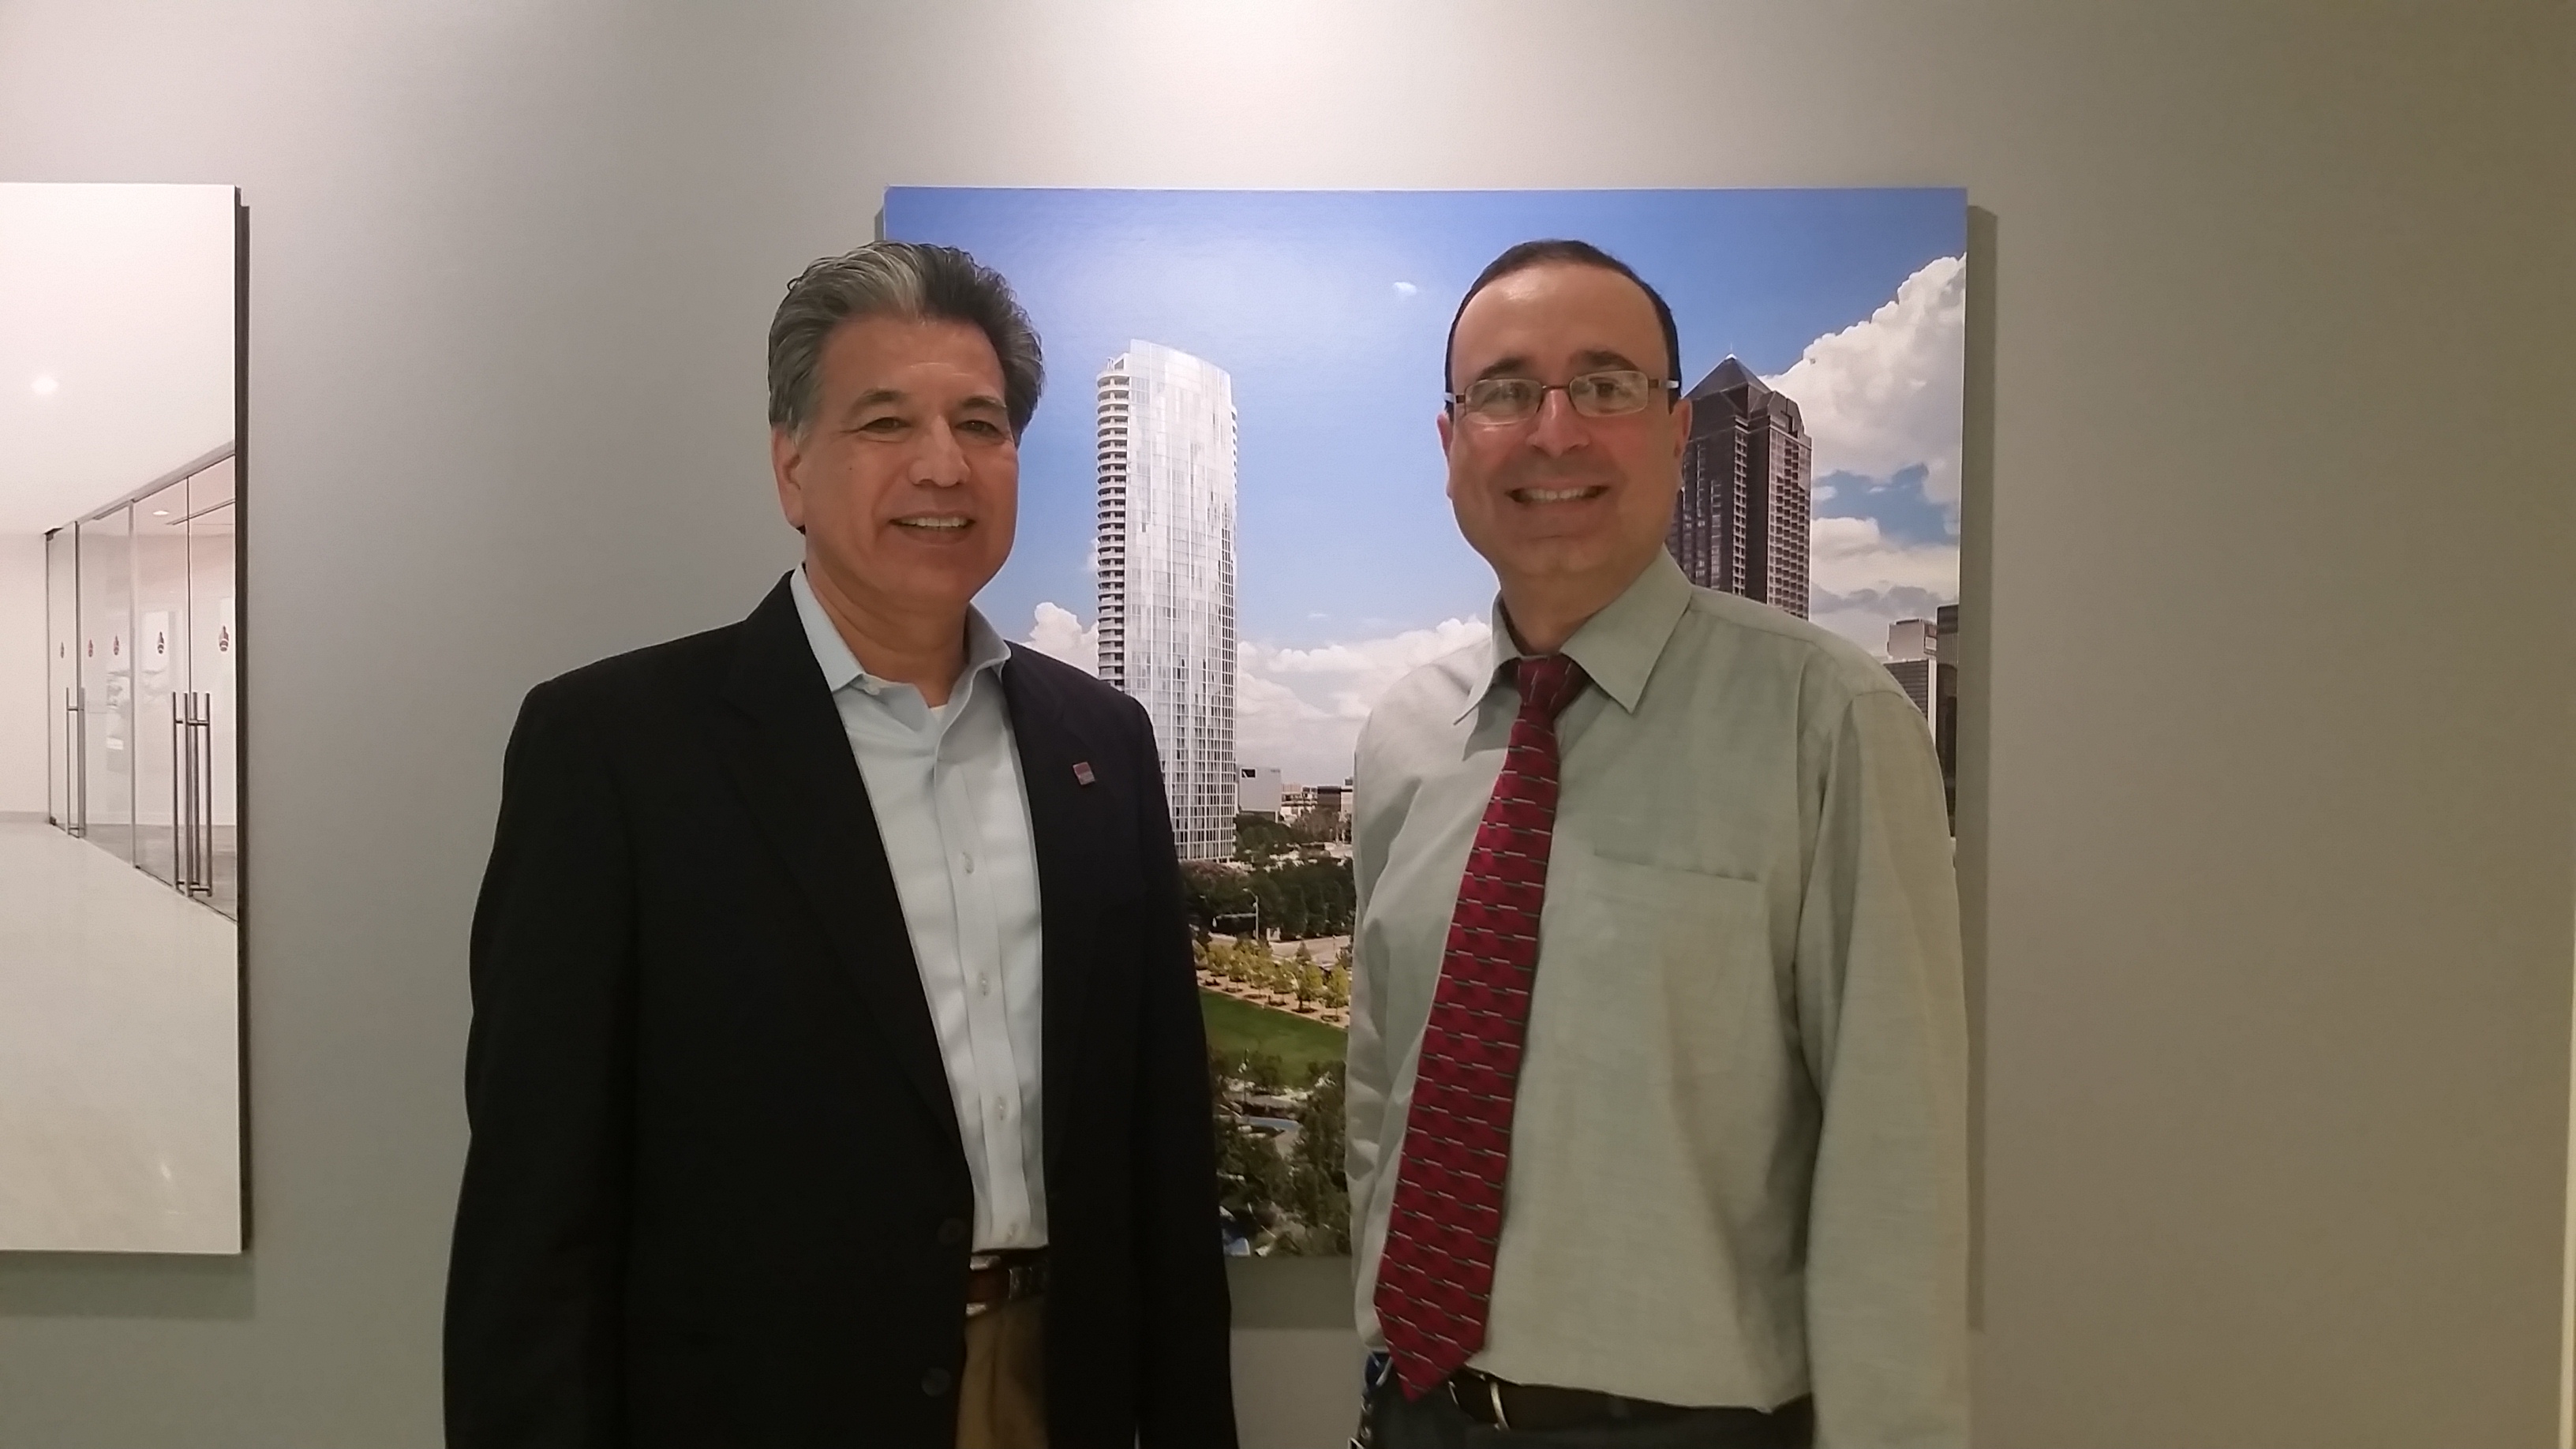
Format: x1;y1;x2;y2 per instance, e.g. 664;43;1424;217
885;187;1968;1256
2;182;243;1252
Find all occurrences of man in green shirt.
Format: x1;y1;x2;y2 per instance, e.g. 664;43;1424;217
1346;240;1967;1448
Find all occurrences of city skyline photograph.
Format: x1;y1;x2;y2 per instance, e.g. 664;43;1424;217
883;187;1966;793
886;186;1970;1256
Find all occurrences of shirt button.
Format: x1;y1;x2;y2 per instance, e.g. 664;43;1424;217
962;852;976;874
937;1217;967;1246
991;1096;1009;1119
978;975;993;997
921;1368;954;1397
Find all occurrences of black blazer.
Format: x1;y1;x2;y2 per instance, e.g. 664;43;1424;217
444;576;1237;1448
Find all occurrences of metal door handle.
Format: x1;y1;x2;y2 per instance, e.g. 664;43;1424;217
64;689;85;837
171;696;185;883
170;691;215;897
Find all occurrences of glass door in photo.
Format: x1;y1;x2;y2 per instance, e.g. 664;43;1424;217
185;457;238;917
133;474;193;891
46;526;81;834
77;505;134;863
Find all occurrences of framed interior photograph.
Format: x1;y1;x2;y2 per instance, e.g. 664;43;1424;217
2;181;246;1253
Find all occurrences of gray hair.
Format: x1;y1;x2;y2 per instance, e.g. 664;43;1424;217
766;241;1044;439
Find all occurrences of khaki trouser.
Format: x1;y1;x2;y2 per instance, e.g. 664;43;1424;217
955;1294;1046;1449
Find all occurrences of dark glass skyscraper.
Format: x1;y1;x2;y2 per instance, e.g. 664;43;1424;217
1666;358;1813;618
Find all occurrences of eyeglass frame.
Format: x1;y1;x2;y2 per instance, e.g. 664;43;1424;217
1445;369;1684;425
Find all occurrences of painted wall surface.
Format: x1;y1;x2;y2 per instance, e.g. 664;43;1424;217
0;5;2567;1448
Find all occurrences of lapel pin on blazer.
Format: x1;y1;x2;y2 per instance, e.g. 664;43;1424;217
1073;762;1095;786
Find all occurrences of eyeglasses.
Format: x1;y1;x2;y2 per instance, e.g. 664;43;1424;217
1448;369;1679;425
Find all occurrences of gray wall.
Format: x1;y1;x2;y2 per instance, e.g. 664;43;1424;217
1;3;2570;1446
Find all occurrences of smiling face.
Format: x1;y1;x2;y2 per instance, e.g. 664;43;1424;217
771;314;1018;623
1439;262;1689;637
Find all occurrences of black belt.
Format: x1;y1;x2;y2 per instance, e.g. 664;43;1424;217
964;1249;1046;1319
1447;1370;1813;1440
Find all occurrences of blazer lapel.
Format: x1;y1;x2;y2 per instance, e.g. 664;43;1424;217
715;577;964;1167
998;648;1111;1175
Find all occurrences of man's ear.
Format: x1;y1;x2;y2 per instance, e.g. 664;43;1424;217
1436;406;1458;500
771;426;808;534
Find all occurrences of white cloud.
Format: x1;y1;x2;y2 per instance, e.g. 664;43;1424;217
1810;516;1959;598
1765;254;1966;509
1806;515;1959;657
1021;601;1099;675
1392;280;1418;298
1241;618;1490;784
1020;603;1492;787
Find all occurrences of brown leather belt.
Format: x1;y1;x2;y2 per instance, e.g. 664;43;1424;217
1447;1370;1812;1438
964;1249;1047;1319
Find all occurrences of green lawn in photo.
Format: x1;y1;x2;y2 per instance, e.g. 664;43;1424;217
1198;990;1347;1084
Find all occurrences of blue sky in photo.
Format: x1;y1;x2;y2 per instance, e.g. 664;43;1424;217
884;187;1965;650
1819;462;1951;547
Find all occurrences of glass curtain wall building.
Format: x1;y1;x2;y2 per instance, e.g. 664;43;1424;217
45;447;238;919
1094;341;1237;861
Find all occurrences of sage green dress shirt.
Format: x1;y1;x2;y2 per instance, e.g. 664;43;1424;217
1346;550;1968;1447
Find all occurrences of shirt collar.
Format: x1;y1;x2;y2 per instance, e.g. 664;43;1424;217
789;564;1011;700
1451;549;1695;725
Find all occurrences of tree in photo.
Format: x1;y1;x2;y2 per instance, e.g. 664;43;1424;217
1324;946;1352;1011
1236;1050;1289;1095
1181;858;1256;940
1285;1065;1352;1254
1264;945;1295;997
1233;811;1297;865
1211;1091;1290;1245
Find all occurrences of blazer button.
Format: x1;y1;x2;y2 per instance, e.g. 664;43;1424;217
921;1367;954;1397
938;1217;968;1247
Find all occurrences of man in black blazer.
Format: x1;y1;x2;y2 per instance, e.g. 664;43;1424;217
444;241;1237;1448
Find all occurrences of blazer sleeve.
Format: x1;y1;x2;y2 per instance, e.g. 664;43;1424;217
444;680;637;1449
1120;695;1242;1449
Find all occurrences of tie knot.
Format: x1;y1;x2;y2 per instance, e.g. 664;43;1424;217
1512;653;1587;723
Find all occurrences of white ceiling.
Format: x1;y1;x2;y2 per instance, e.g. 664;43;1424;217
0;182;235;535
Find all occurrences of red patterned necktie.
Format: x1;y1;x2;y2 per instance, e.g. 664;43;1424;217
1374;652;1589;1400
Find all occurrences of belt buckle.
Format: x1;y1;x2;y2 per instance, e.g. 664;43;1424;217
964;1252;1043;1320
1447;1372;1511;1432
965;1252;1000;1320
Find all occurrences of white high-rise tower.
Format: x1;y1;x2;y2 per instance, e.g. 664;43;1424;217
1095;341;1237;861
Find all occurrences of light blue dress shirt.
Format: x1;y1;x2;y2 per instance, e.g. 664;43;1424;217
790;566;1048;1251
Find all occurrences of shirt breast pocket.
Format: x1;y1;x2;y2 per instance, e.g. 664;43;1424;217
1541;848;1786;1085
